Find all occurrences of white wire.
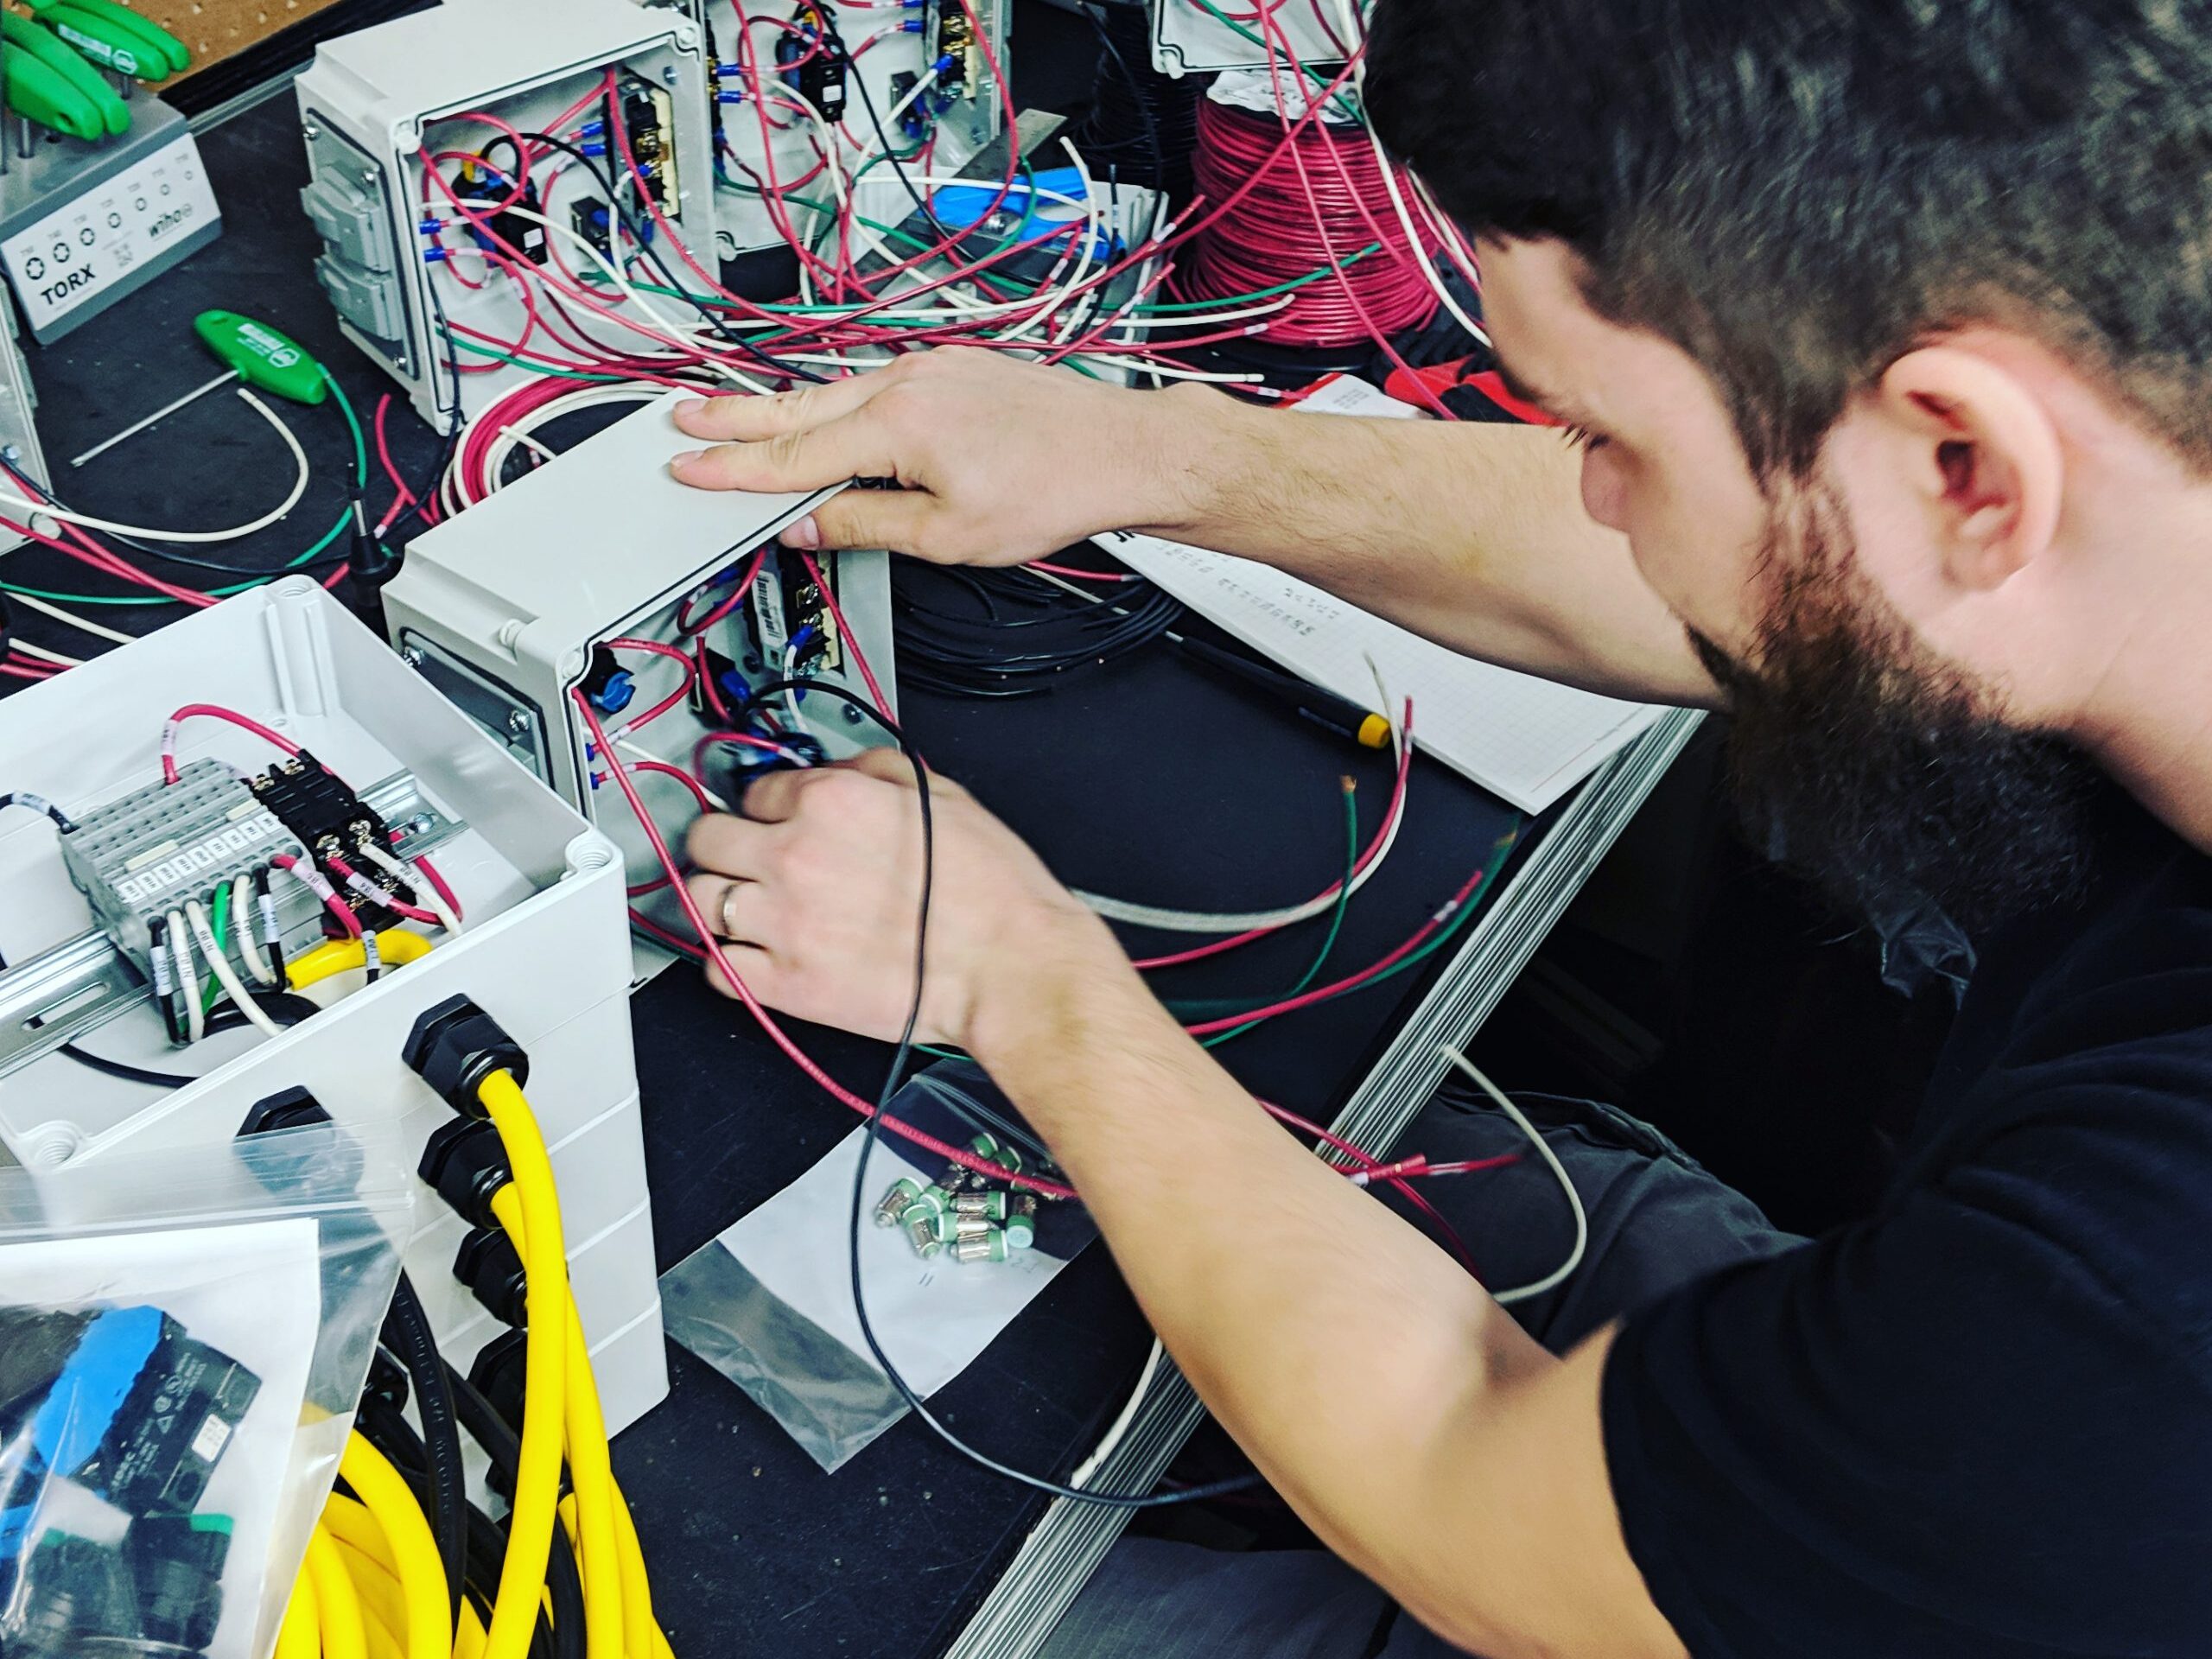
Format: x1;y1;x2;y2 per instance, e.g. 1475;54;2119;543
1071;1338;1165;1489
1436;1045;1586;1306
353;841;464;935
483;203;778;391
615;738;731;813
780;638;807;732
0;390;310;543
168;906;205;1046
1071;643;1408;931
847;60;946;174
1327;0;1491;348
10;640;83;667
186;898;283;1039
231;873;275;986
1;590;136;645
457;383;673;506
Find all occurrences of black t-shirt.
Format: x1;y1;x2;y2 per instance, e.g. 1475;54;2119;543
1602;787;2212;1656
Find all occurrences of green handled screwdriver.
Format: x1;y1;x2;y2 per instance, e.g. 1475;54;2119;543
24;0;190;81
70;309;329;468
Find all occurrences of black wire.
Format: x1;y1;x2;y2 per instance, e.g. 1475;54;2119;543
53;992;321;1088
532;117;824;384
1071;0;1198;202
446;1365;588;1659
380;1275;469;1624
793;681;1260;1507
891;563;1183;697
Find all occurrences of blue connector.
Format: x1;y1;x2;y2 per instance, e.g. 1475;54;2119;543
932;52;957;73
423;246;450;264
717;89;749;104
900;18;924;30
588;669;637;715
418;217;445;234
579;118;607;137
582;141;608;157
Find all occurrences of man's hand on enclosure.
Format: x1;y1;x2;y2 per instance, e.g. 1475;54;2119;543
683;750;1120;1053
666;348;1212;567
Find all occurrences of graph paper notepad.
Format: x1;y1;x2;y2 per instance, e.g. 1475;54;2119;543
1096;378;1668;813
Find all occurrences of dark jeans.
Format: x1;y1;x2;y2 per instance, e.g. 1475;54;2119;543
1037;1086;1802;1659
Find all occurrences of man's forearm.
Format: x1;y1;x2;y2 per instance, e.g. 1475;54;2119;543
1130;383;1715;704
968;915;1570;1643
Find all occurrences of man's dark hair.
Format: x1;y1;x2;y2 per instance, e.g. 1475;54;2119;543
1367;0;2212;480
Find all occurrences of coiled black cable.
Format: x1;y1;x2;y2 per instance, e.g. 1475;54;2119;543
891;563;1183;697
1069;0;1204;202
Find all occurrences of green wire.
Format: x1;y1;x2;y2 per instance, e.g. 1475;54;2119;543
323;372;371;489
0;372;368;609
1199;781;1361;1049
201;884;231;1017
1184;0;1366;120
1173;819;1526;1027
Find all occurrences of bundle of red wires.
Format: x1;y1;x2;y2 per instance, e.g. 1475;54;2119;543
1180;92;1440;347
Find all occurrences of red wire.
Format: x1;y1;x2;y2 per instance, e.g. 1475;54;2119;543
575;686;1081;1195
372;393;417;535
790;549;891;715
413;855;465;921
1128;707;1412;971
1027;561;1137;584
1179;859;1488;1037
162;702;300;784
1182;94;1436;348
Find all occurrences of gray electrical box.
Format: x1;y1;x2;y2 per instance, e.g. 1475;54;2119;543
380;391;897;962
294;0;715;428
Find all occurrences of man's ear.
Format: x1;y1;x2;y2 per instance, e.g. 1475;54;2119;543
1869;345;2063;591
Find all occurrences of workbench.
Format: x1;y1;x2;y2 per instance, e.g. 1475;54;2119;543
0;48;1697;1658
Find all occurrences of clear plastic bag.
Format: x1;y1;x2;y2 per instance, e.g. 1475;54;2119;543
663;1058;1096;1471
0;1122;413;1659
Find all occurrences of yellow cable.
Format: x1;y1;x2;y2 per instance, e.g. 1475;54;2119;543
286;928;435;990
610;1475;663;1659
308;1525;369;1659
336;1543;408;1659
476;1067;570;1659
502;1191;669;1659
458;1599;490;1659
342;1433;456;1659
494;1172;627;1659
278;1558;321;1659
321;1491;397;1577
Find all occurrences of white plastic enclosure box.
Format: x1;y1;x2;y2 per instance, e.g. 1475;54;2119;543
0;581;667;1435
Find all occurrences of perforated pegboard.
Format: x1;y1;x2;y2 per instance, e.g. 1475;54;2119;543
49;0;357;89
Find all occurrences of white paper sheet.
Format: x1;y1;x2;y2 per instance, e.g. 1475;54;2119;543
1100;375;1668;813
717;1128;1074;1397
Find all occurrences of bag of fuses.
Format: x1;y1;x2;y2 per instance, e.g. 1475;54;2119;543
662;1058;1098;1471
0;1121;411;1658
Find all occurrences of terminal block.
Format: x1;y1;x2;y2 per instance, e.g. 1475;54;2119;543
58;760;317;975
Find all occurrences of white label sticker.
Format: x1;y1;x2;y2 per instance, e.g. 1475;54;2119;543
189;1412;232;1463
1;131;221;331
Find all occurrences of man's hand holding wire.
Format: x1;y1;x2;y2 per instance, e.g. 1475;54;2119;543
683;748;1128;1054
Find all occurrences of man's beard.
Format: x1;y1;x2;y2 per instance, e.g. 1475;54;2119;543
1688;480;2099;940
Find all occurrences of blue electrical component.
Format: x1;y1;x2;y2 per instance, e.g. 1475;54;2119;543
1;1306;259;1589
589;670;636;715
927;166;1128;282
